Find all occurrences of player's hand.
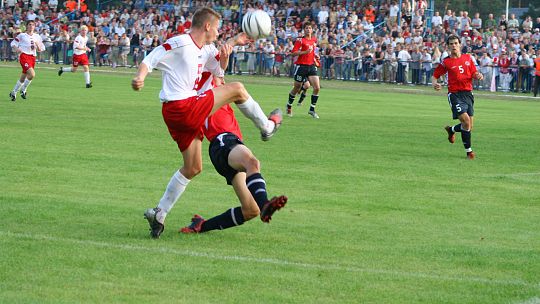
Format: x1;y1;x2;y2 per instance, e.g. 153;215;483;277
233;32;252;46
433;82;442;91
132;76;144;91
474;72;484;81
220;43;233;58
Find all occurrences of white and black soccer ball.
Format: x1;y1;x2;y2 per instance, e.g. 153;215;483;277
242;10;272;39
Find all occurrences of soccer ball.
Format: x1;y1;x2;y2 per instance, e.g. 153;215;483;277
242;10;272;39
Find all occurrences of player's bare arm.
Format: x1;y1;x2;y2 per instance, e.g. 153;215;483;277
132;63;149;91
432;76;442;91
473;71;483;81
226;32;251;47
219;43;232;70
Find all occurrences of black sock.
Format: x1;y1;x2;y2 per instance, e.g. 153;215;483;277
201;207;245;232
452;123;462;133
309;95;319;112
298;92;306;103
246;173;268;209
287;93;295;108
461;130;472;150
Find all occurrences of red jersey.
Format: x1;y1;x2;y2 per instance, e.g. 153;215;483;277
292;37;317;65
534;57;540;76
204;104;242;142
433;53;478;93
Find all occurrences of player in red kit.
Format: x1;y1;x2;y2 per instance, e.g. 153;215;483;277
286;23;321;118
9;20;45;101
180;73;287;233
432;34;483;160
58;25;93;88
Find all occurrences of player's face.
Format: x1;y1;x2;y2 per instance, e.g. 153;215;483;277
81;28;88;36
27;22;35;33
304;25;313;36
205;17;220;44
448;38;461;56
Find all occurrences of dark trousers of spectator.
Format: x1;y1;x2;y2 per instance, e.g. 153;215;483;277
343;62;352;80
411;68;420;84
510;70;518;92
421;69;432;85
518;68;531;92
227;52;234;75
334;63;343;80
88;47;97;66
533;75;540;97
396;63;405;83
52;42;60;64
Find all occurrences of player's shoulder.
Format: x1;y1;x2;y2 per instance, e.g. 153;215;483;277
165;34;193;48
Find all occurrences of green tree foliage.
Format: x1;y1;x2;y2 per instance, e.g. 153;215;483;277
434;0;505;19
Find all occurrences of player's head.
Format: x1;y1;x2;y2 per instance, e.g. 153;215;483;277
192;8;221;44
446;34;461;56
80;25;88;36
26;20;36;32
303;23;313;36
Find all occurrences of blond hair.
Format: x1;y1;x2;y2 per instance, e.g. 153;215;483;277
191;8;221;29
80;25;88;31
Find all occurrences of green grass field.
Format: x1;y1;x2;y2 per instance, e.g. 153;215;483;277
1;63;539;303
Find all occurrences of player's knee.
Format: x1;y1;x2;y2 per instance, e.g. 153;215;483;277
244;155;260;173
242;207;260;220
182;166;202;179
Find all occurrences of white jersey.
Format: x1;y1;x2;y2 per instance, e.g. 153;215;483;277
73;34;88;55
11;32;44;56
142;34;223;102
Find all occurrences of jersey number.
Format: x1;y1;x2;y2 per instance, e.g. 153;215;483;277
458;65;464;74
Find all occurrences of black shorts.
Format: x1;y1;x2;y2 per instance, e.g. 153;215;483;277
208;132;244;185
294;64;318;82
447;91;474;120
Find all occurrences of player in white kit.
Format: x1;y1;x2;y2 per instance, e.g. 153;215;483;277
132;8;283;238
9;20;45;101
58;25;93;88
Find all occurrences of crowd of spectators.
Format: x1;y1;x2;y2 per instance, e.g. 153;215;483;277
1;0;540;93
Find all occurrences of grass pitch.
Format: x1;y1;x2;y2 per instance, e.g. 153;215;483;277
1;63;539;303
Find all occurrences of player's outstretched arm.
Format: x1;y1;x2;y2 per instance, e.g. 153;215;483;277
132;63;149;91
226;32;251;47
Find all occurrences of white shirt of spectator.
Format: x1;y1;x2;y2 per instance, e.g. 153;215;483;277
318;8;329;25
432;15;442;27
398;49;412;67
11;32;44;56
48;0;58;7
7;0;16;6
73;34;88;55
389;4;399;17
142;34;223;102
27;11;37;21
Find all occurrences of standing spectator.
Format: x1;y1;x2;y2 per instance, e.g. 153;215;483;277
119;32;130;67
484;14;497;30
343;46;354;81
97;33;110;66
498;51;511;92
397;45;411;84
332;45;345;80
263;40;275;76
109;32;119;68
432;11;443;29
479;51;493;89
40;28;53;63
410;46;421;84
87;31;97;66
471;13;482;30
419;47;432;84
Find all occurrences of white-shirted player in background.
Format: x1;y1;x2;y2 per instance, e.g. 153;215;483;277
9;20;45;101
132;7;283;239
58;25;92;88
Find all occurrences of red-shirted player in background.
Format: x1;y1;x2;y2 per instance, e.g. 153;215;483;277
9;20;45;101
286;23;321;119
432;34;483;160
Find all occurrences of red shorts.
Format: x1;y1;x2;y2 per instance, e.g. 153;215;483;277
162;90;214;152
72;53;89;67
19;53;36;73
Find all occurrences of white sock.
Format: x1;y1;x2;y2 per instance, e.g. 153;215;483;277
62;67;71;72
156;171;190;221
84;72;91;84
20;79;32;92
236;96;274;133
12;80;23;93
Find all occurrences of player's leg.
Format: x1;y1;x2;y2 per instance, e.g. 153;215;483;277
19;68;36;99
458;112;474;159
307;74;321;118
10;73;27;101
286;79;303;116
211;83;281;141
144;139;202;238
83;64;92;88
297;79;310;105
